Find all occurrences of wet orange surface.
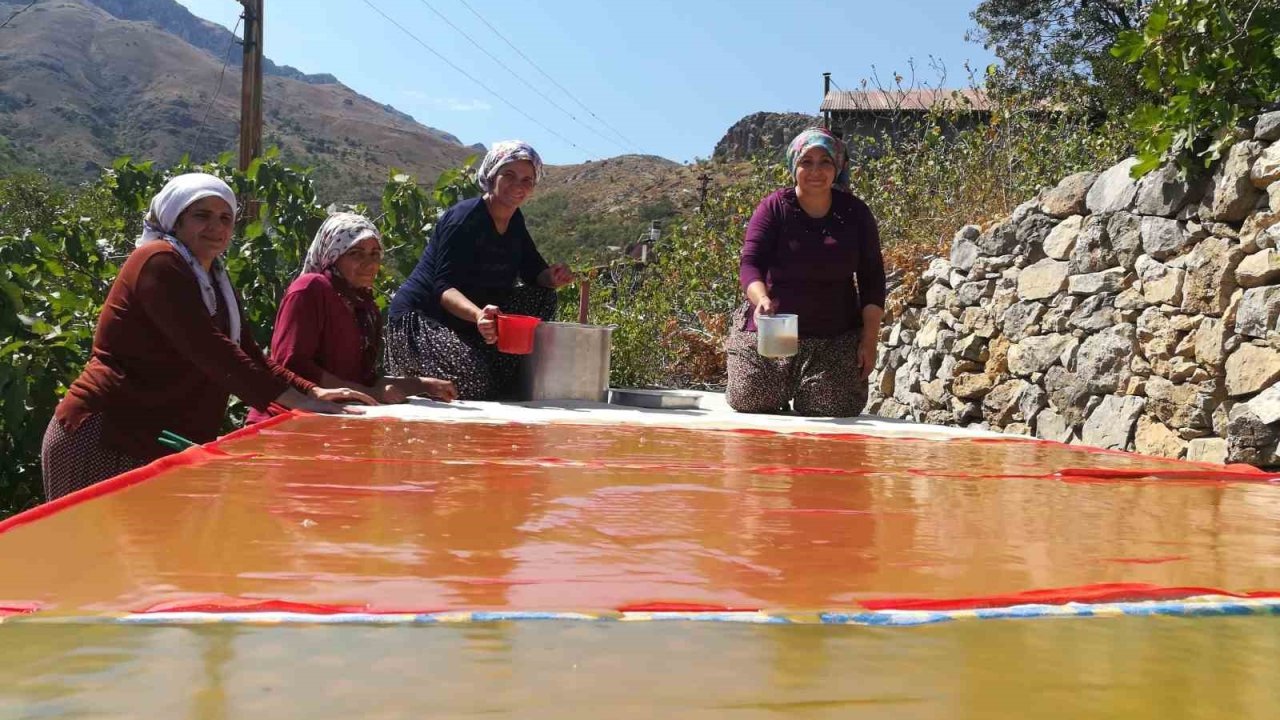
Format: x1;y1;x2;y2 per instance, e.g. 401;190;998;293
2;416;1280;615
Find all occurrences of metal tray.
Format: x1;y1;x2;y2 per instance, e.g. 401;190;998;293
608;388;703;410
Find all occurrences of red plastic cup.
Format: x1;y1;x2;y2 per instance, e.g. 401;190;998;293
496;313;540;354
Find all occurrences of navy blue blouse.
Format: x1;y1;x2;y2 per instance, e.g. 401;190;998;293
389;197;549;330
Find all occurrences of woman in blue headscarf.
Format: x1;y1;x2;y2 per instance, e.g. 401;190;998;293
725;127;886;417
386;141;574;400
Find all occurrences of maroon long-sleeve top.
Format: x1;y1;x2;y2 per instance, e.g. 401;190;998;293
739;188;886;338
55;243;315;461
245;272;379;424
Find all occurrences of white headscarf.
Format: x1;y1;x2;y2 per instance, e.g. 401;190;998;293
301;213;381;275
476;140;544;192
136;173;242;342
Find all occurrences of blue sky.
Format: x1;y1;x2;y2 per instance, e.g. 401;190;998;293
176;0;996;165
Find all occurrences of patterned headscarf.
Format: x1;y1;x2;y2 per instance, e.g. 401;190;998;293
477;140;544;192
785;127;848;184
136;173;242;342
301;212;382;275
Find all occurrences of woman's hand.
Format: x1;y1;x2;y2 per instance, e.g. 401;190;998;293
857;328;878;380
476;304;499;344
753;295;776;322
378;382;409;404
274;386;370;415
541;263;575;289
312;386;378;406
419;377;458;402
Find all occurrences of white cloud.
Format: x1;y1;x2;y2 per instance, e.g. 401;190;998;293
402;91;491;111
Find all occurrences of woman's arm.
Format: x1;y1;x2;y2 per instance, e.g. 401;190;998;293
855;206;887;380
741;194;781;319
440;287;498;343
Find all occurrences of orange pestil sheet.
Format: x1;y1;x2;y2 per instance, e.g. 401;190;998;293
2;416;1280;616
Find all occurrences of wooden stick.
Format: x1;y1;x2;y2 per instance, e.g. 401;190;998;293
577;279;590;325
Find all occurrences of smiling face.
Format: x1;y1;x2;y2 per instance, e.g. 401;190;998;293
331;235;383;290
794;146;837;195
172;196;235;269
487;160;537;211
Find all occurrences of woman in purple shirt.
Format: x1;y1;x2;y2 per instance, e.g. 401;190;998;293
726;127;886;417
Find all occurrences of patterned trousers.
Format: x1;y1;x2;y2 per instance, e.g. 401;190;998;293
41;413;145;502
724;302;869;417
385;284;557;400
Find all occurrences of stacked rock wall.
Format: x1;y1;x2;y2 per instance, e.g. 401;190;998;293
868;111;1280;467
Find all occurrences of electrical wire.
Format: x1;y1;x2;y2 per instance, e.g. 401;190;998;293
359;0;602;159
414;0;631;155
0;1;38;30
456;0;644;155
195;15;244;153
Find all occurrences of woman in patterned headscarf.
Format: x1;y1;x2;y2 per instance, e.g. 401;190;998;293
724;127;886;417
42;174;375;501
248;212;457;423
386;140;574;400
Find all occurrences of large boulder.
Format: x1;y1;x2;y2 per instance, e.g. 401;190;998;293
1076;323;1137;394
1082;395;1145;450
1251;144;1280;189
1234;285;1280;338
1235;250;1280;288
1254;111;1280;142
950;225;982;272
1007;334;1074;376
1224;344;1280;396
1134;416;1186;458
1068;216;1115;274
1042;172;1097;217
1133;163;1197;217
1086;158;1140;214
1181;237;1245;316
1204;141;1264;222
1043;215;1082;260
1016;259;1070;300
1140;216;1191;260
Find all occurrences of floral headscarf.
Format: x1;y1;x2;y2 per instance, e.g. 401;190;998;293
301;213;382;275
136;173;242;342
785;127;848;185
477;140;544;192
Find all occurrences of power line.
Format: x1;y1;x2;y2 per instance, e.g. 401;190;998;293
359;0;603;160
196;14;244;154
413;0;631;155
0;1;38;30
456;0;645;155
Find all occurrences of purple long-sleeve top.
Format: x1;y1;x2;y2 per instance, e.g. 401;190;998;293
739;188;886;338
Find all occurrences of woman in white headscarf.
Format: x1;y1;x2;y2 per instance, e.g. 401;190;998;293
385;141;575;400
42;173;376;501
247;212;456;424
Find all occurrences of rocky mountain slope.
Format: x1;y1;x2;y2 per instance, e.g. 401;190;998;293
0;0;476;201
713;112;820;162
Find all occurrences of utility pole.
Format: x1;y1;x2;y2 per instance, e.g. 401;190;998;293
238;0;264;172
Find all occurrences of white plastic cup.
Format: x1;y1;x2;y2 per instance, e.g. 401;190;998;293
757;314;799;358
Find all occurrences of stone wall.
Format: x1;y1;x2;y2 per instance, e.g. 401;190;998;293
868;111;1280;468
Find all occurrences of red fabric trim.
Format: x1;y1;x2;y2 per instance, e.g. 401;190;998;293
0;412;305;537
859;583;1280;611
209;409;304;448
0;602;41;617
139;595;447;615
0;445;224;536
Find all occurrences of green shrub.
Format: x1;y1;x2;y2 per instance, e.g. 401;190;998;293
0;151;479;517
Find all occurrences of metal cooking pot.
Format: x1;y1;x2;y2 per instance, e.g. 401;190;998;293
518;321;613;402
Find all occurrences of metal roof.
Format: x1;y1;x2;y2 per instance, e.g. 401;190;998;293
821;88;991;113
